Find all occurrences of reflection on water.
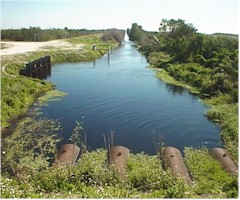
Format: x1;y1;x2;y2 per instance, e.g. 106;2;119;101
165;83;186;95
37;40;222;155
164;83;200;102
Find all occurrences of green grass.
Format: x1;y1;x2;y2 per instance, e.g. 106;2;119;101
155;69;199;94
206;104;238;162
184;148;238;198
66;34;102;44
1;76;53;128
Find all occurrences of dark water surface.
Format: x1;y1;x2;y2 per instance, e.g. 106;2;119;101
38;40;222;154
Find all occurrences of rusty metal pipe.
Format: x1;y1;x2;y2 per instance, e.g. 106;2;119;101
108;146;129;175
56;144;80;165
210;147;238;176
161;146;192;184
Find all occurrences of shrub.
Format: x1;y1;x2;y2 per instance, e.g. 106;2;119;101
148;51;171;67
102;29;125;43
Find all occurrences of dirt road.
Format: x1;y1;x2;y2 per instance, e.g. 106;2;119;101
0;40;84;56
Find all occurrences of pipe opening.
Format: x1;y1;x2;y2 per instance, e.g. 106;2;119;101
117;152;122;156
60;150;66;154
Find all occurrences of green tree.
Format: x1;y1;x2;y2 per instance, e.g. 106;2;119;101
158;19;198;62
127;23;143;42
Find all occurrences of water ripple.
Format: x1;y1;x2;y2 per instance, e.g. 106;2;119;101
39;41;222;155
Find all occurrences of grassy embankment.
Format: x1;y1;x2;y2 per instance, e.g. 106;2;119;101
1;33;118;130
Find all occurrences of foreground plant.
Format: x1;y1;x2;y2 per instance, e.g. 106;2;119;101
1;145;238;198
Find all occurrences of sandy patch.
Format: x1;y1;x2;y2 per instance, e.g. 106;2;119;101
0;40;84;56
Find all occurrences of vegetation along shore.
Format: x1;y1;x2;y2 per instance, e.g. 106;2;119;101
127;19;238;162
1;24;238;198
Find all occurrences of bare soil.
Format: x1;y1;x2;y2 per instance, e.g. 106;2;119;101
0;40;84;56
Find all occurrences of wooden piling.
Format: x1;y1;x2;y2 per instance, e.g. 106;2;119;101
92;44;111;58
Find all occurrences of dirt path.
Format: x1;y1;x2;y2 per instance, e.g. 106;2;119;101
0;40;84;56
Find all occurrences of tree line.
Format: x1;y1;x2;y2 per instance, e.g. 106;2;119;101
1;27;102;41
1;27;126;44
127;19;238;103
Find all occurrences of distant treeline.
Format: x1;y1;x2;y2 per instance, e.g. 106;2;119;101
1;27;126;43
1;27;103;41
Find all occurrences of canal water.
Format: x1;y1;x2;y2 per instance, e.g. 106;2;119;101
38;38;222;155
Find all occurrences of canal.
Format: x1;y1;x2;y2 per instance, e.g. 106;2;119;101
37;38;222;155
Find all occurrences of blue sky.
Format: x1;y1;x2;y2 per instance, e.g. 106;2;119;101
1;0;239;34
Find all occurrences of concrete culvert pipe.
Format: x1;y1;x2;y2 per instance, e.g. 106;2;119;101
56;144;80;165
108;146;129;174
161;146;192;185
210;147;238;176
